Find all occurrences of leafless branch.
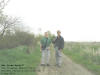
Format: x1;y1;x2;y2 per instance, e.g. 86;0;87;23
0;15;20;37
0;0;10;11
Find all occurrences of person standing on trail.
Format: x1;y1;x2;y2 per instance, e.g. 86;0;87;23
53;30;64;67
40;32;51;66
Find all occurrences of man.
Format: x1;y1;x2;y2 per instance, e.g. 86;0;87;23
40;32;51;66
53;30;64;67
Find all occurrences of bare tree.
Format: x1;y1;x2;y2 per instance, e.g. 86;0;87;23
0;0;10;26
0;0;10;11
0;15;20;38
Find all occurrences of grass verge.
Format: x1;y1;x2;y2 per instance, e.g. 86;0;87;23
63;48;100;75
0;45;41;75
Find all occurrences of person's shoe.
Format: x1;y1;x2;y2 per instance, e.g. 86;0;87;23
47;64;50;66
40;64;45;66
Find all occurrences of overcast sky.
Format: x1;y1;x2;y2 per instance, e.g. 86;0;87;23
3;0;100;41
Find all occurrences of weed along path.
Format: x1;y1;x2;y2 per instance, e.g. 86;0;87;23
37;49;94;75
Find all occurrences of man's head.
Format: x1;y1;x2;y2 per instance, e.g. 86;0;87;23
57;30;61;36
44;32;48;38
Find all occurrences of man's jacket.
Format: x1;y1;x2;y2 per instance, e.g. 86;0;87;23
53;36;64;50
40;37;51;50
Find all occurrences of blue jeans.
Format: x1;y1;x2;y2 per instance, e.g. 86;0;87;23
55;47;62;66
41;48;50;64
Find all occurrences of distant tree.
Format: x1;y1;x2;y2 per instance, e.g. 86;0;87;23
47;31;55;41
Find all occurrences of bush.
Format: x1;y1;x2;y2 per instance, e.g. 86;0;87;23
0;31;37;49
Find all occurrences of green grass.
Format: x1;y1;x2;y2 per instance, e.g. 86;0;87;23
0;45;41;75
63;43;100;75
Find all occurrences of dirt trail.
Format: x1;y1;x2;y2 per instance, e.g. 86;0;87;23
37;50;94;75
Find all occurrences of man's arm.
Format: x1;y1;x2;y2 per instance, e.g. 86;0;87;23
61;37;64;50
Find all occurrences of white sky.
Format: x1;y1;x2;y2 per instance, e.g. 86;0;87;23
3;0;100;41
